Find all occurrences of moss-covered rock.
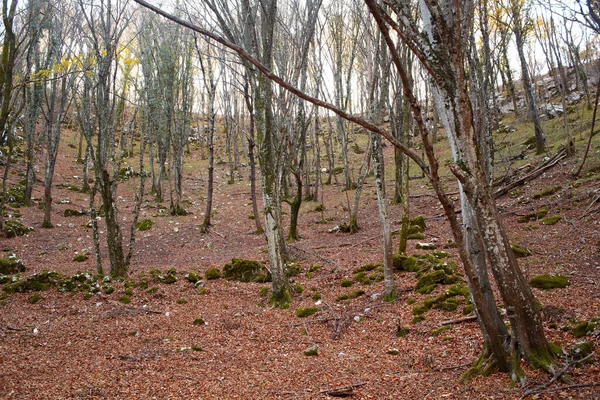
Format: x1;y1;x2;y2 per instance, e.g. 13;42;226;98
341;279;353;287
533;185;561;199
337;289;365;301
136;219;154;231
572;321;595;338
296;306;318;318
184;271;202;284
530;274;569;290
510;242;532;257
64;209;86;217
193;318;206;326
4;220;34;238
303;345;318;356
410;215;427;232
73;254;88;262
416;242;437;250
0;255;25;274
392;254;420;272
415;270;458;294
222;258;271;283
517;207;548;223
204;267;221;281
540;215;561;225
570;341;594;360
407;232;425;240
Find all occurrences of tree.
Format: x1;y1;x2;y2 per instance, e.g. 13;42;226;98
507;0;547;154
77;0;132;278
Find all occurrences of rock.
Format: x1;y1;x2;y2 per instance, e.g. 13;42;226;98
541;103;564;119
567;91;583;105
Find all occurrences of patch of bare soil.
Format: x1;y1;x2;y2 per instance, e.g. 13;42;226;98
1;137;599;399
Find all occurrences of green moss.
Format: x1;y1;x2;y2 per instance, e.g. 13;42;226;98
296;306;318;318
73;254;88;262
146;287;159;294
0;255;25;274
29;293;41;304
533;185;561;199
193;318;206;326
540;215;561;225
396;325;409;337
205;268;221;280
198;288;207;295
124;288;133;296
413;304;429;316
269;288;292;308
248;214;255;220
353;263;379;274
102;284;114;294
303;345;318;356
407;232;425;240
308;264;321;272
463;304;475;315
313;204;326;212
191;345;203;352
286;263;302;277
406;297;416;305
312;291;321;301
433;299;459;312
510;242;532;257
64;209;86;217
336;289;365;301
119;295;131;304
431;325;451;336
341;279;353;288
412;315;425;324
259;287;269;297
136;219;154;231
530;274;569;290
176;298;187;305
222;258;270;283
392;255;420;272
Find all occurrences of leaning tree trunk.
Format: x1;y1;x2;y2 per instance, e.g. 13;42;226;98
513;12;546;154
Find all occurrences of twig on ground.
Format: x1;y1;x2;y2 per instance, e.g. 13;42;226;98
2;325;29;331
318;382;368;397
436;361;474;372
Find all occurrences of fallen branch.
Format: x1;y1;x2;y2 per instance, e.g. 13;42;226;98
523;381;600;397
580;191;600;219
495;147;567;198
318;382;367;397
440;315;478;326
2;325;29;331
523;353;595;397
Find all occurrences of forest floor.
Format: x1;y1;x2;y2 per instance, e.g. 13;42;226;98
1;114;600;399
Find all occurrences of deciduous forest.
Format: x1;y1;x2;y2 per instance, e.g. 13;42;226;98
1;0;600;398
